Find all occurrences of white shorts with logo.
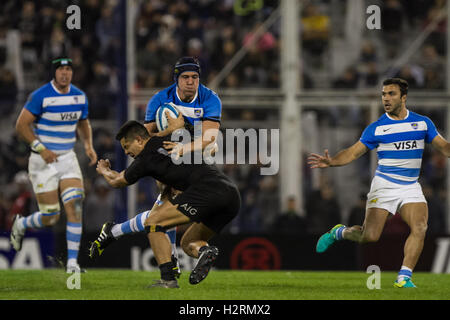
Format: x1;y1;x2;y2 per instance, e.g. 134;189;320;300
28;150;83;194
366;175;426;215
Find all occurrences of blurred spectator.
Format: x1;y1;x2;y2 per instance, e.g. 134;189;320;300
272;196;306;234
180;15;204;46
6;171;36;230
86;60;118;119
422;149;447;190
421;5;447;55
422;183;446;235
233;188;263;233
301;3;330;66
186;37;210;77
94;129;116;162
223;72;240;88
0;67;17;116
360;61;379;88
84;177;115;233
417;44;445;89
305;176;341;235
68;47;89;89
419;44;445;74
423;68;444;90
41;26;70;70
359;41;378;63
333;67;359;89
95;5;120;56
402;0;434;27
357;41;379;88
243;22;277;53
347;193;366;227
1;133;29;182
0;193;11;231
136;39;162;88
83;0;103;32
18;1;38;49
381;0;406;58
395;65;423;89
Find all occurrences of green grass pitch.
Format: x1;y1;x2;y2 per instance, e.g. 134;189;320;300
0;269;449;300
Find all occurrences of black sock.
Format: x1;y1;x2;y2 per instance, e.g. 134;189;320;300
160;261;175;281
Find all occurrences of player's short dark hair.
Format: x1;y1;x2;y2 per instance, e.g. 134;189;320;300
383;78;408;96
115;120;150;141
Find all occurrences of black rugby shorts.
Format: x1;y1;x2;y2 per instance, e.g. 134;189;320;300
169;176;241;233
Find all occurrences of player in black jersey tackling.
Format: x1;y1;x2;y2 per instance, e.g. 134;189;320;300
96;120;241;288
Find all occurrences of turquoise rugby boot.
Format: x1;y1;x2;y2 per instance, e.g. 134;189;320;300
394;278;417;288
316;224;345;253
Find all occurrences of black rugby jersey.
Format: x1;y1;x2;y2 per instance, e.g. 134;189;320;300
124;136;227;191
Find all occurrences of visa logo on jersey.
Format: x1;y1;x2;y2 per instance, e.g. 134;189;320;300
393;140;418;150
60;112;79;121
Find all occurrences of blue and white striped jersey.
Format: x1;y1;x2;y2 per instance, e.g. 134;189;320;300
144;83;222;131
24;81;89;154
360;110;439;185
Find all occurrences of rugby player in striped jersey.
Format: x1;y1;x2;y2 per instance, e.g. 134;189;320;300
11;57;97;273
308;78;450;288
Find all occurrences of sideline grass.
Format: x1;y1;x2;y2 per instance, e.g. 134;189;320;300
0;269;449;300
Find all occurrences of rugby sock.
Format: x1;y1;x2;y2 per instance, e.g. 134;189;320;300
111;210;151;238
160;261;176;281
335;226;346;240
66;222;82;266
166;227;178;259
18;211;44;232
397;266;413;282
110;208;178;258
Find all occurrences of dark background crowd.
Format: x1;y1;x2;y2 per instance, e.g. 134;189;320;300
0;0;448;237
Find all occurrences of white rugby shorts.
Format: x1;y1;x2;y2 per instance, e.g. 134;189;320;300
366;175;426;214
28;150;83;194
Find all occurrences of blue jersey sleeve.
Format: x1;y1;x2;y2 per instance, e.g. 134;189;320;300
359;122;378;150
145;94;163;123
24;91;43;116
422;116;439;143
80;95;89;120
202;91;222;122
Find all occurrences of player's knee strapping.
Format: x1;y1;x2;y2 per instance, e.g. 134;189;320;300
61;187;84;219
38;203;61;217
61;187;85;204
145;225;167;234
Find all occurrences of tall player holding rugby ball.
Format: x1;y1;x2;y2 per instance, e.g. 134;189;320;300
89;57;222;279
308;78;450;288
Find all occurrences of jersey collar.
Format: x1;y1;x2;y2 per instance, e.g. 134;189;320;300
176;87;198;104
51;80;71;94
385;109;409;121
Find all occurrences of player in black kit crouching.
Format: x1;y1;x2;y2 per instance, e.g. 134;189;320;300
96;120;241;288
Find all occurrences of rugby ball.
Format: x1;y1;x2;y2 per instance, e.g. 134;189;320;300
156;103;180;132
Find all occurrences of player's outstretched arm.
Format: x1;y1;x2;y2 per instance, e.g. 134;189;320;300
308;141;368;168
431;135;450;157
96;159;128;188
